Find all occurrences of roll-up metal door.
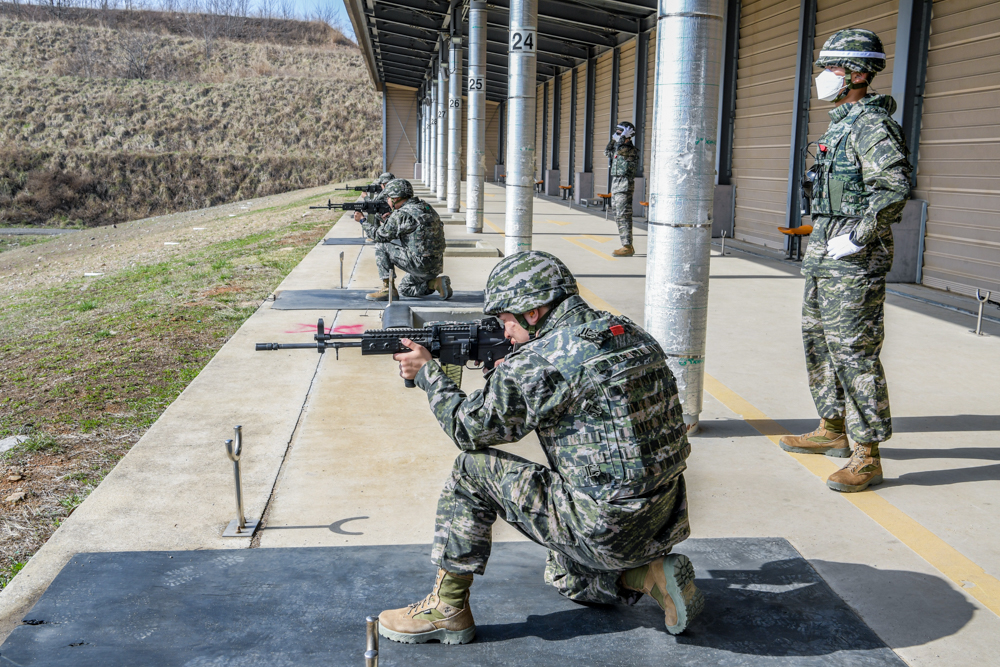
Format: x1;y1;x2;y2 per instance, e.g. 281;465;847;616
618;39;636;124
485;100;501;181
384;83;419;178
644;29;656;180
536;83;544;179
575;66;587;180
592;51;614;195
560;71;572;185
731;0;800;248
915;0;1000;295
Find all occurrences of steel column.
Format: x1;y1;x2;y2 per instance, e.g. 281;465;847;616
552;75;561;170
715;0;740;185
644;0;724;429
569;67;577;185
467;0;487;231
448;36;464;212
633;31;649;177
429;79;438;191
891;0;932;188
584;56;595;173
437;48;449;201
608;46;619;194
542;82;549;173
785;0;816;229
504;0;538;255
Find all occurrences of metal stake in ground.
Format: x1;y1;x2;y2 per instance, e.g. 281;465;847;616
365;616;379;666
340;251;345;289
222;425;259;537
971;289;992;337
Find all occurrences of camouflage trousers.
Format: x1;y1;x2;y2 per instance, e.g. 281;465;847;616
432;448;688;605
612;191;634;246
375;243;440;297
802;276;892;444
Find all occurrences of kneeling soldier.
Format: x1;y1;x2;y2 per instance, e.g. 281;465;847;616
382;250;704;644
362;179;452;301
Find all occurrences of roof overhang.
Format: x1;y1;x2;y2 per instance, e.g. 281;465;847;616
345;0;658;103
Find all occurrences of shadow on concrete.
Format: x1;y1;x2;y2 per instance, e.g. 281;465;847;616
809;560;976;650
885;464;1000;487
687;416;1000;442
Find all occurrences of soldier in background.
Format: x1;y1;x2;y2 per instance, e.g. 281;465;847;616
379;251;704;645
363;179;451;301
368;172;395;203
779;29;911;493
605;121;639;257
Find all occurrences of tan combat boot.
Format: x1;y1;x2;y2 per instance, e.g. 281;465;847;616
827;443;883;492
612;244;635;257
779;418;850;458
365;278;399;302
428;275;453;300
621;553;704;635
378;569;476;645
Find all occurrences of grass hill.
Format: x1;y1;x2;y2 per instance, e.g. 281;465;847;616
0;3;381;228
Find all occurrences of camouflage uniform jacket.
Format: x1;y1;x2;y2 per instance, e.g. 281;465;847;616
803;95;911;278
416;295;691;506
604;140;639;195
361;196;446;273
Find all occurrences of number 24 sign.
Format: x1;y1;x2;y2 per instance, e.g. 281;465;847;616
509;30;536;52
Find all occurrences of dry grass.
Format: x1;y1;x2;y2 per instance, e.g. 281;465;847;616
0;185;360;588
0;9;381;228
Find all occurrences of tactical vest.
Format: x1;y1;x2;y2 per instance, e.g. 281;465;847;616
532;314;690;501
810;106;879;218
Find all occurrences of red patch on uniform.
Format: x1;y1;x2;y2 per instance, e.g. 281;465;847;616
610;325;625;336
819;144;828;152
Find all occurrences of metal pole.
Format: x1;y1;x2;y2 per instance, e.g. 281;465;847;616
365;616;379;667
339;251;345;288
448;36;463;212
644;0;724;431
971;289;991;336
467;0;487;232
437;48;449;202
429;81;438;192
504;0;537;255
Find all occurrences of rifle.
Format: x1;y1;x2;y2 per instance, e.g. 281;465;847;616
310;199;392;215
335;183;383;195
256;317;513;388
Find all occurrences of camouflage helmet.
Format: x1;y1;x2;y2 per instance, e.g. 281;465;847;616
377;172;396;184
616;121;636;132
814;29;886;75
483;251;579;315
383;178;413;199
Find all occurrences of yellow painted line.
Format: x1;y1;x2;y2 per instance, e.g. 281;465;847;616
582;234;611;243
483;217;505;236
539;219;572;226
576;282;622;316
703;372;1000;616
562;236;618;261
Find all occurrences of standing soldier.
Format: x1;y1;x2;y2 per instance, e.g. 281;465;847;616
779;29;911;493
605;121;639;257
381;251;704;645
362;179;452;301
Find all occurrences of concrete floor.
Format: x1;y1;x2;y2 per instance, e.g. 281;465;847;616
2;181;999;666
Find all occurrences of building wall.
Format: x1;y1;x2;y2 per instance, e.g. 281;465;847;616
730;0;801;249
383;83;420;179
592;50;615;195
559;70;573;185
915;0;1000;295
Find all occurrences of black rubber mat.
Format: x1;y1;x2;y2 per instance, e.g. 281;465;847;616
322;237;372;245
272;289;485;310
0;539;904;666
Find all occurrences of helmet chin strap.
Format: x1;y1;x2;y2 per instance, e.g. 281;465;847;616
835;69;868;102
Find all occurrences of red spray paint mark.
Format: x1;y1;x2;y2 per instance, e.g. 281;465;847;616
333;324;365;334
284;323;367;335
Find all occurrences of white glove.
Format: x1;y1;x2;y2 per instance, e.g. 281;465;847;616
612;132;622;142
620;125;635;140
826;234;862;259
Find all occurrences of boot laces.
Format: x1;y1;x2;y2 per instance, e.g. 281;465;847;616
406;593;437;616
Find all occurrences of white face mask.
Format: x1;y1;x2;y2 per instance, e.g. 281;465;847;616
815;69;846;102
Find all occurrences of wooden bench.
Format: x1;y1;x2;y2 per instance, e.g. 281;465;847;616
559;185;573;200
778;224;813;261
597;193;612;218
535;180;544;194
